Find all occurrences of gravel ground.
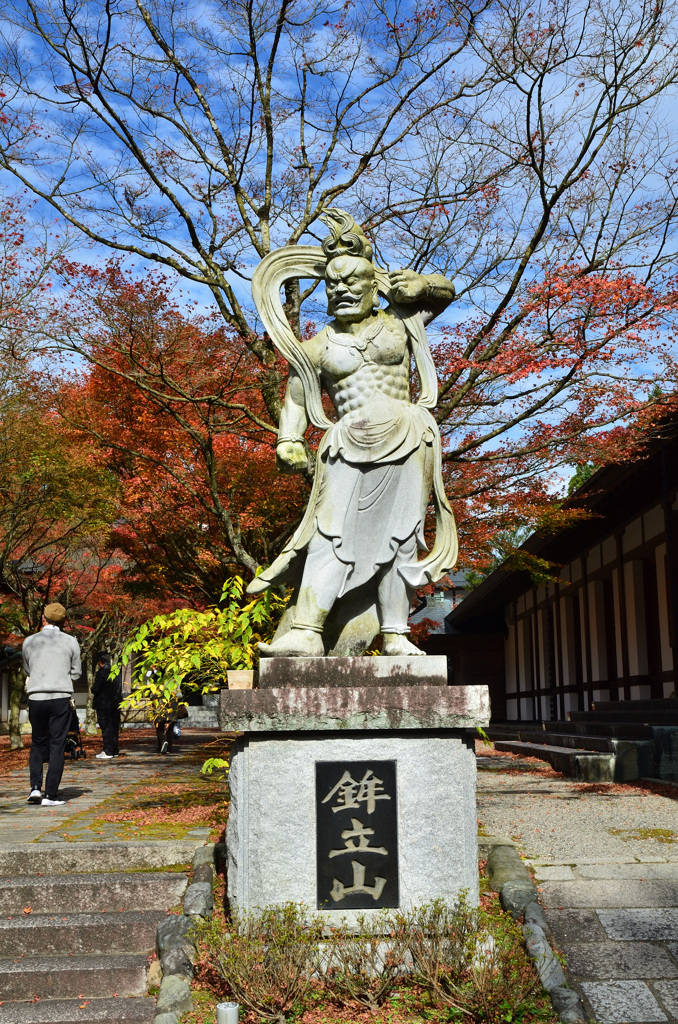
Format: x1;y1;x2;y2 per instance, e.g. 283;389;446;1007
476;746;678;864
477;744;678;1021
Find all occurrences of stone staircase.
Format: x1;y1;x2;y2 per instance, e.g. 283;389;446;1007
489;699;678;782
185;705;219;729
0;839;201;1024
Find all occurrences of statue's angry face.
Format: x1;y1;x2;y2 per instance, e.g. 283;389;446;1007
325;256;378;323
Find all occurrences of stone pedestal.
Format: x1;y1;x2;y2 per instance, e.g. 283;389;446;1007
221;661;489;925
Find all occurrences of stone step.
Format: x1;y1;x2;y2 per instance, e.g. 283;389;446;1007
0;996;156;1024
490;727;614;751
0;910;164;956
0;840;200;877
593;697;678;712
490;721;654;740
0;873;187;915
569;708;678;724
540;731;620;752
543;720;653;739
493;728;656;760
185;706;219;728
0;954;149;1000
493;740;638;782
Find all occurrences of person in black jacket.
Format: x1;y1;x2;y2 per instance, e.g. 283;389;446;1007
92;654;123;759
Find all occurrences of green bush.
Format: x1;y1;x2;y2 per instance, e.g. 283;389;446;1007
403;896;481;1010
403;898;538;1019
196;903;322;1023
319;912;410;1010
195;898;544;1023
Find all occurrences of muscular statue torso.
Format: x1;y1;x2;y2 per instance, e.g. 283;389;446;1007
306;311;410;417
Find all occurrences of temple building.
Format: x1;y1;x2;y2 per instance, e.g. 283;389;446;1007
439;422;678;779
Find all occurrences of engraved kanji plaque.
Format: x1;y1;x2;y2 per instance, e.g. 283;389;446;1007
316;759;399;910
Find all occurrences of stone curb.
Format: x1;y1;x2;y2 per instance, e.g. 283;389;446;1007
484;836;587;1023
153;843;224;1023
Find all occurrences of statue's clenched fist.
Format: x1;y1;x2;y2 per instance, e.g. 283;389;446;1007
276;440;307;473
389;268;428;304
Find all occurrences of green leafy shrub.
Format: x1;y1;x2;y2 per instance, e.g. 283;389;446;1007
319;912;409;1010
464;913;540;1021
404;898;539;1020
403;896;481;1011
194;898;544;1023
120;576;286;712
196;903;322;1023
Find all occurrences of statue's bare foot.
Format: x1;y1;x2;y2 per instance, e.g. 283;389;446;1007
258;628;324;658
382;633;426;656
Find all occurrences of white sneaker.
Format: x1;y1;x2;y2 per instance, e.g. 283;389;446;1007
95;752;114;759
41;797;65;806
27;789;42;804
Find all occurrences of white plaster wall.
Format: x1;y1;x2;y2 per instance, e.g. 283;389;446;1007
588;545;602;573
622;517;643;554
624;560;648;677
612;567;624;685
536;608;548;689
588;580;608;682
655;543;674;673
505;624;517;695
602;537;616;565
559;595;577;689
578;593;589;684
630;684;651;700
506;698;518;720
563;691;579;715
517;618;532;692
644;505;664;540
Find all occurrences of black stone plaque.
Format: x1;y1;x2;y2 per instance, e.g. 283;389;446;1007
316;759;398;910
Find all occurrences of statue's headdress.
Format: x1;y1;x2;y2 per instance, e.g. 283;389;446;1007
251;206;438;431
320;208;373;262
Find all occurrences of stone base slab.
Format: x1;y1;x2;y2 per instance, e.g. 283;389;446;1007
227;730;479;924
258;655;448;688
219;684;489;732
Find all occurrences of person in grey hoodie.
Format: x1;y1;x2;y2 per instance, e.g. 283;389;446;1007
22;602;82;806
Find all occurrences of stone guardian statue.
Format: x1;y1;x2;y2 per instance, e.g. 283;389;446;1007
248;210;458;657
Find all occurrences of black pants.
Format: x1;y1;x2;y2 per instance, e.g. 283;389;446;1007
155;720;175;752
28;697;72;798
96;708;120;755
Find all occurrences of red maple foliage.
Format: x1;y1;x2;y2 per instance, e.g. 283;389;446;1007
54;260;309;603
50;255;678;596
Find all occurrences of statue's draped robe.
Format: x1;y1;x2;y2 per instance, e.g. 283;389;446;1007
248;313;458;651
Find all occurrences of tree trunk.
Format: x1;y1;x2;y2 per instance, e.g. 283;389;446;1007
85;653;98;735
8;665;25;750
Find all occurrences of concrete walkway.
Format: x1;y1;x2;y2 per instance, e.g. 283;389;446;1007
0;728;219;844
477;748;678;1023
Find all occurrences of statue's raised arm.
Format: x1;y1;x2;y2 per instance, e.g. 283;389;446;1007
248;209;458;658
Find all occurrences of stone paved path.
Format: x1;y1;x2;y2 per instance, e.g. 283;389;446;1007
477;748;678;1023
0;728;220;844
